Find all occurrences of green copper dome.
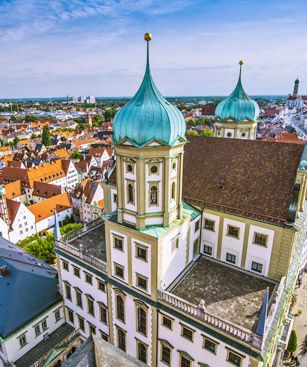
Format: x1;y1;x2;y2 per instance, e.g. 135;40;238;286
113;36;186;147
215;62;259;122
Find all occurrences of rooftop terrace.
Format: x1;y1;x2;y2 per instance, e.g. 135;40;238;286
56;219;106;272
168;256;277;332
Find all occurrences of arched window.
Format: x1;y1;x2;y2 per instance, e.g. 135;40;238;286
127;183;134;204
150;186;158;205
137;306;147;335
171;182;176;200
116;295;125;322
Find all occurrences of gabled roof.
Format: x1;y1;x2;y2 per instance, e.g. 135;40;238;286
183;136;304;226
5;180;23;199
6;199;21;223
33;181;63;198
53;148;70;159
0;237;61;338
28;193;71;222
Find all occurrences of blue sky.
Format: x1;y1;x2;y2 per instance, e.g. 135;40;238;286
0;0;306;97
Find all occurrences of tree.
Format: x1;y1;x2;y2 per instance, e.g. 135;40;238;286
104;108;116;120
287;330;297;353
199;129;215;137
71;150;81;159
186;130;198;136
41;125;51;146
25;114;39;122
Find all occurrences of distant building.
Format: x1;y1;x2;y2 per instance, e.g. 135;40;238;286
214;61;259;140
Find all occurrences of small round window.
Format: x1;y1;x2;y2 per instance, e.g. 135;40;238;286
242;133;246;137
127;164;133;172
172;162;176;170
227;132;232;137
151;166;158;174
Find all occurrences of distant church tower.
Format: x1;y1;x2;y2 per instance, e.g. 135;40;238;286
293;78;299;97
214;61;259;140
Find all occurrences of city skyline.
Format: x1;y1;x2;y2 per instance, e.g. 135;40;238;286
0;0;307;98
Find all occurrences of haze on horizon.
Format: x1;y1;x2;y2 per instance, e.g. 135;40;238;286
0;0;306;99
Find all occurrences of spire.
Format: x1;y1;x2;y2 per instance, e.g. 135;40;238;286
113;33;186;147
54;209;61;241
256;288;269;336
144;32;152;75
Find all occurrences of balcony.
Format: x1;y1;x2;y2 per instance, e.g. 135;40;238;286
56;218;107;273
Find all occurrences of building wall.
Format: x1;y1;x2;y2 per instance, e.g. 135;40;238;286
9;204;36;244
59;256;109;340
157;310;252;367
200;209;297;281
35;208;73;233
1;302;64;363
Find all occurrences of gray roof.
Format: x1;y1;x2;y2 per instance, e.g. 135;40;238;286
0;236;62;338
63;336;147;367
15;323;75;367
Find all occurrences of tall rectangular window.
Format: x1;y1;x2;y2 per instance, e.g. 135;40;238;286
227;351;242;366
99;304;108;325
87;297;95;316
137;341;147;364
136;244;147;261
67;308;74;324
76;289;83;308
161;343;171;365
65;283;71;301
114;237;123;251
18;333;27;348
78;315;85;332
117;328;126;352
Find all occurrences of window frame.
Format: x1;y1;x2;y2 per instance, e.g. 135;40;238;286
62;260;69;271
84;272;93;285
253;232;268;247
86;295;95;316
226;350;243;367
251;261;263;274
226;225;240;239
97;279;106;292
202;335;218;354
113;235;124;251
18;333;27;349
135;243;148;262
73;266;80;278
204;219;215;231
136;273;148;292
180;324;194;342
136;305;147;336
117;327;126;352
136;339;148;364
161;314;173;330
114;263;125;280
116;294;125;323
226;252;236;265
99;303;108;325
203;244;213;256
160;341;172;366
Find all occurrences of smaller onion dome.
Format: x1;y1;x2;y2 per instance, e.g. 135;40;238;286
215;61;259;122
113;34;186;147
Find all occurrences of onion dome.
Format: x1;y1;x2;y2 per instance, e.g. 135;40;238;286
215;61;259;122
113;33;186;147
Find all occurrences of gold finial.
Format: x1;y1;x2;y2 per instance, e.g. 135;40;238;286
239;60;244;66
144;32;152;41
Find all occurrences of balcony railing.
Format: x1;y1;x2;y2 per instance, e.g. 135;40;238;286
56;240;107;273
159;291;262;349
56;218;107;273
